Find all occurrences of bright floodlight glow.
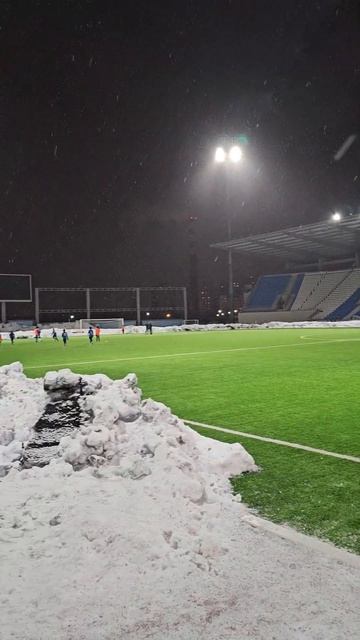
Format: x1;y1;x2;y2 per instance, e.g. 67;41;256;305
332;211;342;222
215;147;226;163
146;312;150;316
229;145;243;163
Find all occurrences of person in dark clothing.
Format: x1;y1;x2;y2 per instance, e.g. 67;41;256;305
52;328;59;341
62;329;68;345
88;326;94;343
9;330;15;345
149;322;153;335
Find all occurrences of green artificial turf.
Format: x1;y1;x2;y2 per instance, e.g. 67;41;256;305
1;327;359;552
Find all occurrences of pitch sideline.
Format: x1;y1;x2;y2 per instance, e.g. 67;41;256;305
185;419;360;463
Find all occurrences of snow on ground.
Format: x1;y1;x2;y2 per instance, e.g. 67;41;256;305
0;364;359;639
2;319;360;339
0;363;46;471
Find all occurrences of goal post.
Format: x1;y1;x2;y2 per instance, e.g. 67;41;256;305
183;319;199;325
79;318;124;330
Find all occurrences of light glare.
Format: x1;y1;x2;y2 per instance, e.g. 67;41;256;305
332;212;342;222
215;147;226;163
229;145;243;163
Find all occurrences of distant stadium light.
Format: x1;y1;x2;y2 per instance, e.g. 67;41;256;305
234;309;238;313
229;145;243;163
214;147;226;163
332;211;342;222
146;312;150;316
165;313;171;318
70;315;75;320
218;309;222;313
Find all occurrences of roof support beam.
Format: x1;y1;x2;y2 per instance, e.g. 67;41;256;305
282;230;353;254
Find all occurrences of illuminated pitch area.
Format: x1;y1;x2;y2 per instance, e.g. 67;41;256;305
1;327;359;553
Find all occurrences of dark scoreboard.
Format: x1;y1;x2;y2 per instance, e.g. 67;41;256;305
0;274;32;301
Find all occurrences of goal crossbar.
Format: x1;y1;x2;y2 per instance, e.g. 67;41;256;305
79;318;124;330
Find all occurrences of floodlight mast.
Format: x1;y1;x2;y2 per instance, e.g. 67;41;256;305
213;143;244;322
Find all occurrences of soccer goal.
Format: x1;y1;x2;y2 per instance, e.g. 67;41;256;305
79;318;124;330
183;319;199;325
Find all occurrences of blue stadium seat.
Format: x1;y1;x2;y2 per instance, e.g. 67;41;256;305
325;288;360;320
246;274;292;310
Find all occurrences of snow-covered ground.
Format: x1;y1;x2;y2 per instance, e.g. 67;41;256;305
0;363;359;639
2;319;360;339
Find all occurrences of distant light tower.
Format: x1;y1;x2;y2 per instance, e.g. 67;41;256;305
214;144;244;322
331;211;342;222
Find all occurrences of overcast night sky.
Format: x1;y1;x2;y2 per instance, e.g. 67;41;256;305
1;0;359;289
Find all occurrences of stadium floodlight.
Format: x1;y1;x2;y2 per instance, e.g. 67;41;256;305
234;309;238;313
213;143;244;324
214;147;226;163
332;211;342;222
146;312;150;316
217;309;222;313
229;145;243;163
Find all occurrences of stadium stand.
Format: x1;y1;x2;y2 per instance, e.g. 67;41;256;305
313;269;360;319
243;268;360;320
292;270;347;311
212;216;360;323
246;274;292;310
325;288;360;321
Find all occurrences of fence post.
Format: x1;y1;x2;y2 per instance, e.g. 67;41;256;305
183;287;188;322
35;288;40;324
1;301;6;324
136;288;141;325
86;288;91;320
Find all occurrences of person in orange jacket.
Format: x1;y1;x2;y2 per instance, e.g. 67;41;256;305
95;325;101;342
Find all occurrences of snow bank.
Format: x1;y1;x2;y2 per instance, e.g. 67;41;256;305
0;367;359;639
0;363;256;487
2;319;360;339
0;362;46;471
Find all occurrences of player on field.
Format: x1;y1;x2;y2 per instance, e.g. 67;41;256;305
88;326;94;344
9;330;15;345
95;325;101;342
52;328;59;341
34;326;41;343
62;329;68;345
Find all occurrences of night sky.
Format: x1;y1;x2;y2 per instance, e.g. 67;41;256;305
1;0;359;290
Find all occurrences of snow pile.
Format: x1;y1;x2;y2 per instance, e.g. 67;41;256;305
0;362;46;471
0;367;360;639
58;372;256;498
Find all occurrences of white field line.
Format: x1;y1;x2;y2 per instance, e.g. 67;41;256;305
185;419;360;464
23;336;360;370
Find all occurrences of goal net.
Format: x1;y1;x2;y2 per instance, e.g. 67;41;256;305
183;319;199;325
79;318;124;330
